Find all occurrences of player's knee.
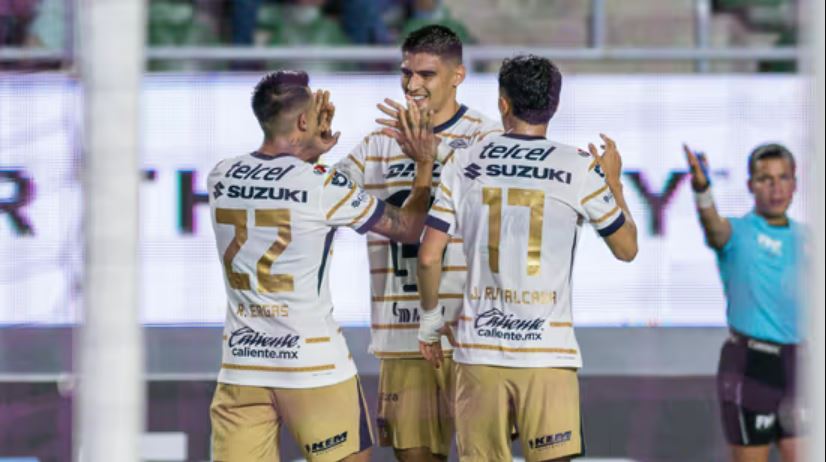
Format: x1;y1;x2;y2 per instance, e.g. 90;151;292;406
339;447;372;462
393;446;441;462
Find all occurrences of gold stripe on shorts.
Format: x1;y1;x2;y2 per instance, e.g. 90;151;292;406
456;343;578;354
221;363;336;373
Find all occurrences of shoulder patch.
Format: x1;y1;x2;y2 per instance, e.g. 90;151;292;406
313;164;329;175
329;171;352;188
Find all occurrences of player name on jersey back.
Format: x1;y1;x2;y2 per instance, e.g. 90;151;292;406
427;134;626;369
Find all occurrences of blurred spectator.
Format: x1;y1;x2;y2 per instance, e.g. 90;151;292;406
339;0;392;44
148;0;220;71
400;0;474;44
257;0;352;72
0;0;38;46
26;0;64;51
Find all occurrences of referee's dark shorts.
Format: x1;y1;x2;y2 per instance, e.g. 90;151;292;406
717;329;802;446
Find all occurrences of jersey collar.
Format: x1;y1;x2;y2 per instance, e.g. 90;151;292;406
502;133;546;141
250;151;294;160
433;104;468;133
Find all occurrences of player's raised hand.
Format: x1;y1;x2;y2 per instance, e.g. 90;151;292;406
309;90;340;155
683;143;711;192
588;133;623;185
380;99;437;164
376;98;403;131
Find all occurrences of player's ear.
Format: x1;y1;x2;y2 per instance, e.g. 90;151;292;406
453;63;466;87
297;111;308;132
498;95;510;118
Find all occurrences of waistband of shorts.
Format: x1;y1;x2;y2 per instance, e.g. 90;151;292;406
728;329;797;354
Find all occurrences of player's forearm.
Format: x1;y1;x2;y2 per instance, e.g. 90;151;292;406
696;200;731;250
607;179;634;225
395;161;434;241
417;251;443;312
606;179;638;261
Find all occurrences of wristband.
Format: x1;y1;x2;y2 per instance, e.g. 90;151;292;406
694;188;715;210
417;307;444;344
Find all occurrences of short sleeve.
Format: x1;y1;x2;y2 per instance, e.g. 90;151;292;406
334;136;369;187
578;159;625;237
717;216;742;255
426;157;461;235
320;168;384;234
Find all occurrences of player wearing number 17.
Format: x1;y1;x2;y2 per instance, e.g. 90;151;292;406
417;55;638;462
206;70;438;462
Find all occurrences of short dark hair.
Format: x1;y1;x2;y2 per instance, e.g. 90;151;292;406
251;70;311;136
401;25;462;63
498;55;562;125
748;143;796;177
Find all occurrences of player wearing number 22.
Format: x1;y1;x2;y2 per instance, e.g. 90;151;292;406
206;70;438;462
417;55;639;462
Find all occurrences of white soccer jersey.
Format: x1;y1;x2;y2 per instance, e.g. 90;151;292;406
336;105;502;358
208;152;385;388
335;105;501;358
427;133;626;369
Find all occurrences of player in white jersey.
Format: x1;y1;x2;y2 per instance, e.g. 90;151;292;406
334;25;501;462
417;56;639;461
208;70;438;462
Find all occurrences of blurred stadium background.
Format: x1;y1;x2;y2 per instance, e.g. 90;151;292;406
0;0;823;461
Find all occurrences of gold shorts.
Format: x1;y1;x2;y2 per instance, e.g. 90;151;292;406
210;375;373;462
376;357;455;456
455;364;582;462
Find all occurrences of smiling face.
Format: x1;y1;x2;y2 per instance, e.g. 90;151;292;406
748;157;796;222
400;51;465;126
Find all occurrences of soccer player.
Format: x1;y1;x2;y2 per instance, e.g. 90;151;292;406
334;25;501;461
207;70;438;462
684;143;804;462
417;55;638;462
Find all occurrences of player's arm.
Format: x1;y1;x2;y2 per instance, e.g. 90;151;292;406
368;102;438;243
684;144;732;250
588;134;638;262
417;226;450;368
368;170;432;243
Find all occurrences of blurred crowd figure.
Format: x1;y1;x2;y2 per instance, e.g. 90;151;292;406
0;0;473;70
0;0;796;72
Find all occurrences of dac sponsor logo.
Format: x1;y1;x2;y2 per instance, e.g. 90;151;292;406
391;303;444;324
305;431;348;454
385;162;442;180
